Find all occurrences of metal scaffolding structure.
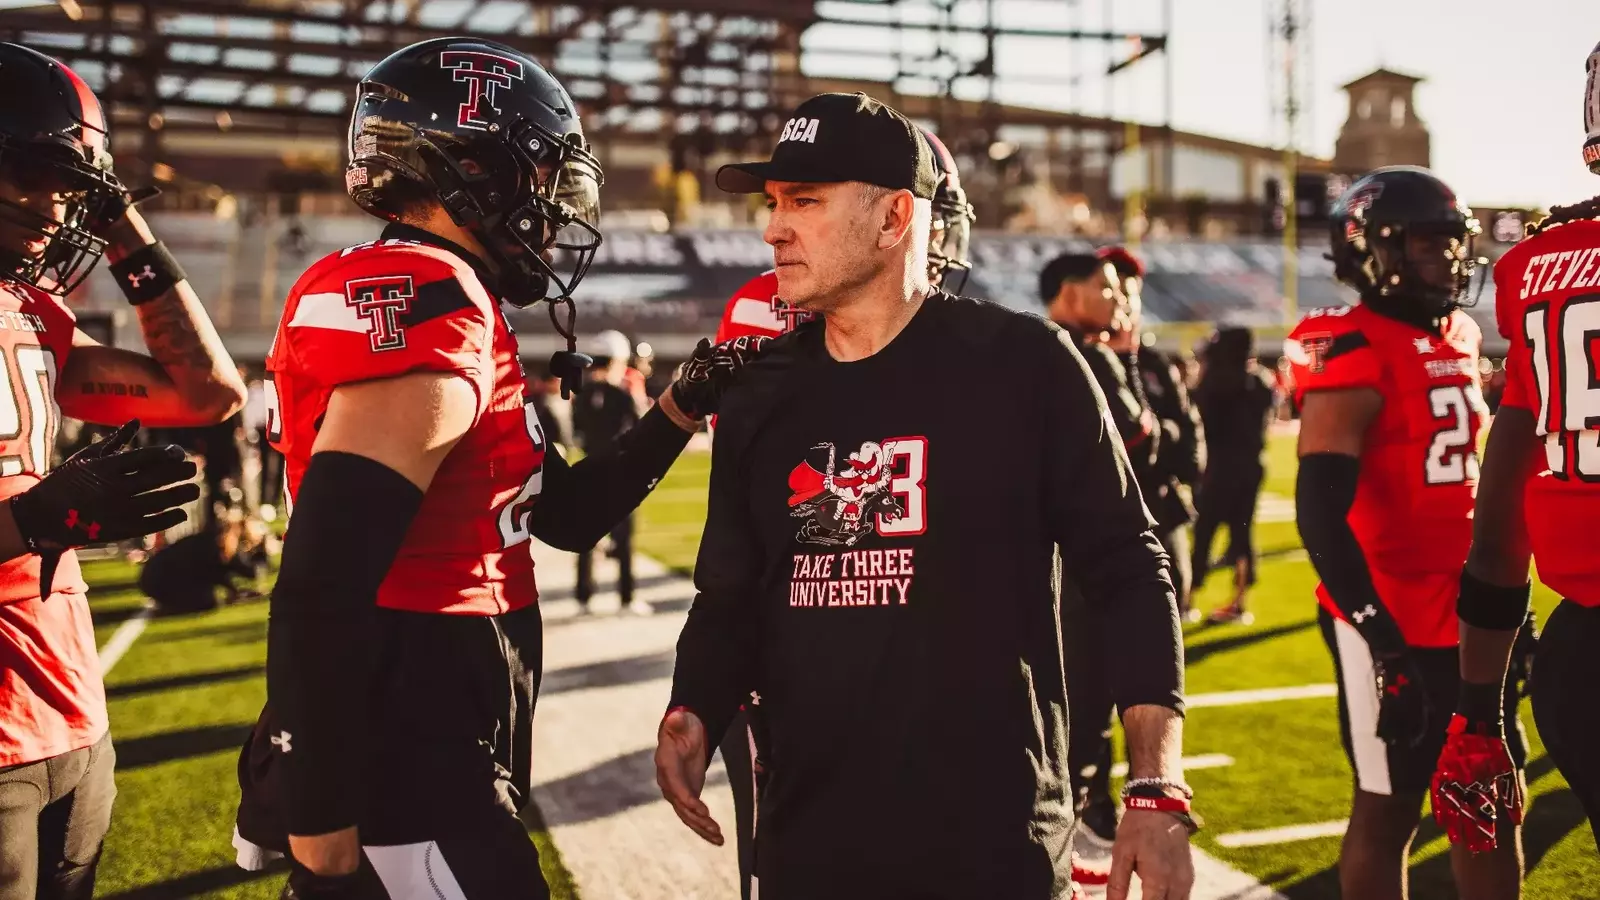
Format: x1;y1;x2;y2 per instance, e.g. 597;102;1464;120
0;0;1169;220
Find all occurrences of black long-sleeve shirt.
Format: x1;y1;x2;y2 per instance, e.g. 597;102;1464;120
1120;346;1204;529
670;292;1181;900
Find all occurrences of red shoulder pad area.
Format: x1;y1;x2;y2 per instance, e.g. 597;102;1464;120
716;270;783;342
276;242;496;402
1284;305;1382;401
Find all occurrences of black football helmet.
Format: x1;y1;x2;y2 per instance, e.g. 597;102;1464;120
922;128;975;292
0;43;123;295
346;38;603;310
1585;40;1599;175
1329;166;1484;323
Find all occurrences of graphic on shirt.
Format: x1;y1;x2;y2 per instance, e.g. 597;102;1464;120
786;437;927;547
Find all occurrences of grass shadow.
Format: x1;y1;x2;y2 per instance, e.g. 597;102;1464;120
115;723;253;771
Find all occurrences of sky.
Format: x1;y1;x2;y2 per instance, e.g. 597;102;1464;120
807;0;1599;208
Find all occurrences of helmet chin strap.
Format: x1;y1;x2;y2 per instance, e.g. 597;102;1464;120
546;295;592;400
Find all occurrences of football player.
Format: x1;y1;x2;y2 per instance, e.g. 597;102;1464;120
1288;166;1523;900
713;126;974;346
707;125;974;900
1431;39;1600;857
231;37;763;899
0;42;243;899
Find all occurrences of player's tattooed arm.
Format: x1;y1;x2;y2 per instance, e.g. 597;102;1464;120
60;208;247;427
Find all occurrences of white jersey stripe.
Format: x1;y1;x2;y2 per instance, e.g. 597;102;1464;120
287;291;367;334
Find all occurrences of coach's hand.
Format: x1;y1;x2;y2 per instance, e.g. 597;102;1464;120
1108;808;1194;900
655;707;723;845
667;336;770;422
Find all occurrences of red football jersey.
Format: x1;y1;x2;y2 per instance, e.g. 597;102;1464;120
714;270;811;343
0;278;104;767
1493;217;1600;607
265;236;546;616
1287;303;1486;647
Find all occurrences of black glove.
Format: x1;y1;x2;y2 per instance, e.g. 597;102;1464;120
669;335;770;419
10;419;198;597
87;184;161;236
1374;651;1437;750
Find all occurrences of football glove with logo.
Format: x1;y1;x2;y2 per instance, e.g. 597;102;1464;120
10;419;198;597
669;335;770;420
1432;710;1522;854
1373;652;1437;749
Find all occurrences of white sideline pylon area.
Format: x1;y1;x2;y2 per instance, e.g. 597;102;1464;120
527;541;1287;900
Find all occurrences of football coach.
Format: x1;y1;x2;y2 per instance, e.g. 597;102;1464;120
655;92;1193;900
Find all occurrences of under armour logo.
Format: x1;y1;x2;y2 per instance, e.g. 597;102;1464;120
1352;604;1377;623
271;730;293;753
749;691;762;706
62;509;100;540
126;266;156;288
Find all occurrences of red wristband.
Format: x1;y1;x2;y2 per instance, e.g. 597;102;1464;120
1124;794;1192;815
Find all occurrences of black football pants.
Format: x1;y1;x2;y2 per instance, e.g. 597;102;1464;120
0;732;115;900
236;603;550;898
1530;599;1600;853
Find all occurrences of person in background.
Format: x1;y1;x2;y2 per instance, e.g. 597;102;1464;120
1099;246;1205;618
1189;327;1275;624
572;331;648;616
525;364;571;454
1039;251;1158;859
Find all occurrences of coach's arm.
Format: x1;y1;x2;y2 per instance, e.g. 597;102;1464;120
657;410;762;847
1034;322;1190;900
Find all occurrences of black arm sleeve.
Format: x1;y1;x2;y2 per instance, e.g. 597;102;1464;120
1040;327;1184;715
1295;452;1407;654
528;404;691;552
266;451;424;836
667;422;761;754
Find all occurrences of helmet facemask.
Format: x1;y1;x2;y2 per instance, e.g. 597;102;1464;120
1364;218;1486;318
0;141;120;295
928;178;974;293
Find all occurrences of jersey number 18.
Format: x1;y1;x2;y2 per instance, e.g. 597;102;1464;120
1524;296;1600;480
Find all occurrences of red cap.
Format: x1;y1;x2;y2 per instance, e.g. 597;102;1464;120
1097;245;1145;279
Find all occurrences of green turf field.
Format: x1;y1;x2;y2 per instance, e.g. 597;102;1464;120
89;431;1597;898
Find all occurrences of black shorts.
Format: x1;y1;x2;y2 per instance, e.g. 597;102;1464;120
1318;607;1527;795
235;602;548;898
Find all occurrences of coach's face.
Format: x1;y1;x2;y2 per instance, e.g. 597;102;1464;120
763;180;881;313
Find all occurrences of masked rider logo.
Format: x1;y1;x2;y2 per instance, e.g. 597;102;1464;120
787;440;906;547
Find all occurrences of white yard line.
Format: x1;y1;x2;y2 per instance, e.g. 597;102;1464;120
1215;819;1350;849
1110;753;1235;778
97;608;151;674
1187;683;1337;709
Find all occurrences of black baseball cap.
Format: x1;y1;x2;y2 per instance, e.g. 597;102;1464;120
716;92;937;199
